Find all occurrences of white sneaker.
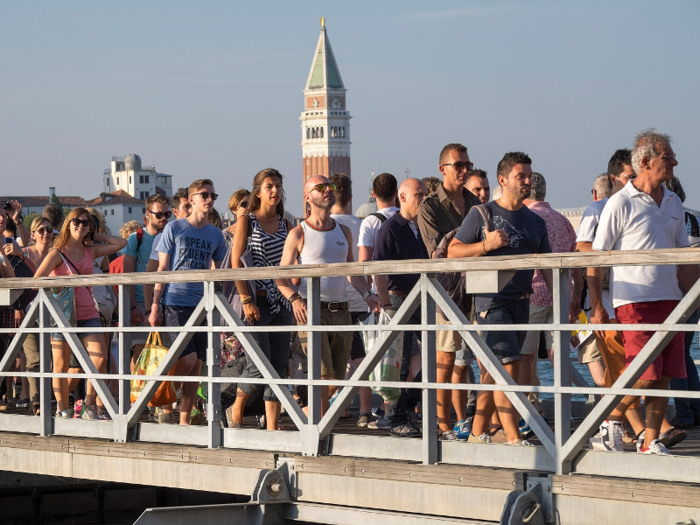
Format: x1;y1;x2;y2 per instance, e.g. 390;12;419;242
599;420;624;452
367;417;391;430
638;438;671;456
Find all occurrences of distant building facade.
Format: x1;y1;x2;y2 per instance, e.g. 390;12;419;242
300;19;352;189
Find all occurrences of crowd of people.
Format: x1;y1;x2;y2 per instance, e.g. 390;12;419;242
0;128;697;456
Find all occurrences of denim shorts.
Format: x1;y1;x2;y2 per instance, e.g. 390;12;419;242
475;299;529;365
52;317;103;342
163;304;207;361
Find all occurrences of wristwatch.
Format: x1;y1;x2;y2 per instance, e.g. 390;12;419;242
362;291;374;302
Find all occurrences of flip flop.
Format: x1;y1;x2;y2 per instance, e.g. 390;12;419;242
660;427;687;449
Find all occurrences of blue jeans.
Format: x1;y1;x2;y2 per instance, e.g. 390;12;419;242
670;309;700;425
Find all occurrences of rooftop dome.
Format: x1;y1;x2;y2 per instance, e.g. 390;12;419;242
354;199;377;219
124;153;142;171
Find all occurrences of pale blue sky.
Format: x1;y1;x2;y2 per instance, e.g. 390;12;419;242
1;1;699;216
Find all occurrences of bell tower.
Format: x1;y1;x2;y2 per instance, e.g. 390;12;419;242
300;18;351;184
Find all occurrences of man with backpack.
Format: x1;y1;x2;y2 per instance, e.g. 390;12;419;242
123;194;171;366
417;143;480;441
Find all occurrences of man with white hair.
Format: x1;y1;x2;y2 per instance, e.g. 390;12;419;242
590;129;699;455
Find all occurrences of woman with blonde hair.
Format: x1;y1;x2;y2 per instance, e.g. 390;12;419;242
34;207;127;419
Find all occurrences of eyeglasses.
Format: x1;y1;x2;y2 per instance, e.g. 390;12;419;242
191;191;218;202
239;201;249;208
71;218;91;228
147;210;172;220
441;162;473;172
661;153;677;161
311;183;337;193
34;227;53;236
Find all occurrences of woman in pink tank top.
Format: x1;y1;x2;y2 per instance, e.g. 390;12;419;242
35;208;127;420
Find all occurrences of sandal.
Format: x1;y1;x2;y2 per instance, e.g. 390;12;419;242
660;427;687;449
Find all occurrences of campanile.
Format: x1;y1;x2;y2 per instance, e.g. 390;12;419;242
300;18;351;183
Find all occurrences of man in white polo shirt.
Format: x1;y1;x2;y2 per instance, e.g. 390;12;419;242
590;129;699;455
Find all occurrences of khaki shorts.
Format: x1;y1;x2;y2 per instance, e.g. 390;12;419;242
436;311;461;353
298;308;352;380
577;334;601;364
521;304;553;356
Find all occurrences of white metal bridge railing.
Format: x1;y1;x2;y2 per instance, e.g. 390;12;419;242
0;248;699;480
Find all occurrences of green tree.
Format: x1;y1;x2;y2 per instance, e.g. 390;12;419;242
50;193;61;206
23;212;40;229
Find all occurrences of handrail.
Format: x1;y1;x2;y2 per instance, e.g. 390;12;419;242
2;247;699;289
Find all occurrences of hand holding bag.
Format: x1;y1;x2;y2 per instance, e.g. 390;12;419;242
130;332;177;407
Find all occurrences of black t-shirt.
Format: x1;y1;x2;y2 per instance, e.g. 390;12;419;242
455;201;551;312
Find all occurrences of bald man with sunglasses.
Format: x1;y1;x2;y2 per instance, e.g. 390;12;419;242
277;175;382;416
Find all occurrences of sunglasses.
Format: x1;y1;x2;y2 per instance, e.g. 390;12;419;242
71;218;91;228
34;227;54;236
441;162;474;172
239;201;249;208
312;183;337;193
147;210;172;220
192;191;218;202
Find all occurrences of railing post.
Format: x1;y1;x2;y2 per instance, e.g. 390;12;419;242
38;291;52;437
112;284;132;442
206;281;222;449
302;277;323;456
553;268;572;474
421;275;438;465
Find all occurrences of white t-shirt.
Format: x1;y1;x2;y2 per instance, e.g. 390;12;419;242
331;213;367;312
592;182;689;308
357;206;399;249
576;198;614;317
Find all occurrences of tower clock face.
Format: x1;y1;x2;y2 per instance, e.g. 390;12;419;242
332;98;341;109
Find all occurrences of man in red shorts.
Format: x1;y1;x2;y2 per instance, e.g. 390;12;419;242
590;129;699;455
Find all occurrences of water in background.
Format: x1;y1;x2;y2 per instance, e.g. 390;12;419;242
471;332;700;402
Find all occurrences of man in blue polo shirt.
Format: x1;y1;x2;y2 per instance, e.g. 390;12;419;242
374;178;429;437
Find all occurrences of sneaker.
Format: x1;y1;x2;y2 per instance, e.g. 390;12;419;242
157;408;174;424
407;411;421;431
97;408;111;421
148;406;156;422
16;398;30;409
81;405;99;420
511;439;534;446
519;418;534;440
490;428;508;444
599;420;624;452
367;417;392;430
12;382;21;401
454;417;473;440
390;423;420;438
467;432;492;444
635;431;645;453
357;413;371;428
0;398;8;411
638;439;671;455
439;430;460;441
58;408;74;419
73;399;84;419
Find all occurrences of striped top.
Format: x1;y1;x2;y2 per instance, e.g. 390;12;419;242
249;213;289;315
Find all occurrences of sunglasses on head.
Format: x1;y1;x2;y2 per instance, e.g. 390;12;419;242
34;227;54;236
147;210;172;220
312;182;337;193
71;218;91;228
192;191;218;202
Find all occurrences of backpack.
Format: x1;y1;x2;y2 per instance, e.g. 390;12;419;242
134;228;145;265
3;239;37;311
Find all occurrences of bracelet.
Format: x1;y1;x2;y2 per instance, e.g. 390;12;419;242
240;295;253;305
145;310;151;316
131;306;140;311
289;293;301;304
482;239;487;255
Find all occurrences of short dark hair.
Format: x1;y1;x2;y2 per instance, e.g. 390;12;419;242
330;173;352;208
172;188;189;209
373;173;397;201
467;169;488;180
439;143;467;165
607;149;632;177
42;203;63;229
497;152;532;180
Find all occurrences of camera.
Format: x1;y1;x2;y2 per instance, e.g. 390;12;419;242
2;202;12;211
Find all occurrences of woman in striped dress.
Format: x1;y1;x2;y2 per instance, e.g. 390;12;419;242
226;168;293;430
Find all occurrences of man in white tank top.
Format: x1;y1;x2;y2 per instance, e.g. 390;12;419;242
277;175;381;416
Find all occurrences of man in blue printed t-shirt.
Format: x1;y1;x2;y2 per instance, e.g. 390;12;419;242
123;194;171;366
448;152;559;446
149;178;227;425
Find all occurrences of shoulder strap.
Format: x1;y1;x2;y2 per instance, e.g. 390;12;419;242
59;250;82;276
370;212;388;224
135;228;144;264
473;204;494;233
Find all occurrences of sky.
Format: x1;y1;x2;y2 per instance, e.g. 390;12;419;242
1;1;699;216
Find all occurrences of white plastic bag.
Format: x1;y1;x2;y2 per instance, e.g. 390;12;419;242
363;310;403;405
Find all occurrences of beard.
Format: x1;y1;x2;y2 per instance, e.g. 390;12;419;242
311;194;334;210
